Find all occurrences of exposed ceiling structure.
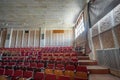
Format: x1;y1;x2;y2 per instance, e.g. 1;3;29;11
0;0;87;28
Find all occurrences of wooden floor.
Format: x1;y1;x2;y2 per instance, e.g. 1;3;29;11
78;60;97;65
89;74;120;80
87;65;110;74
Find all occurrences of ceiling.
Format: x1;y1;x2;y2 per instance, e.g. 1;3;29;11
0;0;87;28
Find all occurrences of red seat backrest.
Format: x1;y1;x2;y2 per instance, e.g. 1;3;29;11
56;64;64;70
34;72;44;80
5;69;14;76
45;74;56;80
13;70;23;77
76;66;87;72
74;77;87;80
58;76;70;80
47;64;54;69
30;62;37;68
37;63;44;68
23;71;33;78
65;65;75;71
0;68;4;75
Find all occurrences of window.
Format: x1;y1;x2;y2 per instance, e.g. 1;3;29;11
75;14;85;38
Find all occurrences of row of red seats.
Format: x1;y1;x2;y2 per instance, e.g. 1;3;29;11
2;56;38;62
0;46;72;54
2;56;78;63
0;68;87;80
40;47;72;53
41;53;77;57
0;62;86;72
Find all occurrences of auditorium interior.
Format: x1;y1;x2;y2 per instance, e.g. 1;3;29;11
0;0;120;80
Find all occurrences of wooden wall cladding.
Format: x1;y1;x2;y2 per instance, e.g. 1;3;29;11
29;30;34;47
23;31;29;47
92;36;101;54
52;33;57;46
69;30;73;46
58;33;63;46
53;30;64;33
92;24;99;37
64;30;69;46
17;31;23;47
46;30;51;46
0;30;7;47
0;28;73;48
35;30;40;47
10;30;17;48
114;25;120;46
45;30;73;47
101;30;115;48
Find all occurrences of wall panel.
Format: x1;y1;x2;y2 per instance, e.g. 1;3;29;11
114;25;120;46
101;30;115;48
29;30;34;47
58;33;63;46
46;30;51;46
0;30;7;47
92;36;101;58
17;31;23;47
10;30;17;47
35;30;40;47
23;31;29;47
52;33;57;46
64;30;69;46
45;29;73;47
69;30;73;46
92;24;99;37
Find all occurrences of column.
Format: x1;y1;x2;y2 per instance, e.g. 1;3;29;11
40;28;46;47
5;28;13;48
15;30;19;48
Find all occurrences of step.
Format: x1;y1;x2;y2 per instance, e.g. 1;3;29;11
89;74;120;80
78;60;97;65
78;56;90;60
87;66;110;74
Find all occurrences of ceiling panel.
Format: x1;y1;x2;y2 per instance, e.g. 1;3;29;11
0;0;87;28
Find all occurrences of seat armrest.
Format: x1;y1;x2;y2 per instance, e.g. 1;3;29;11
26;77;33;80
15;75;22;79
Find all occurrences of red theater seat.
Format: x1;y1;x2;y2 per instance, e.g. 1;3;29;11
58;76;70;80
29;62;37;70
55;64;64;70
65;65;75;71
0;68;4;75
74;77;88;80
23;71;33;79
45;74;56;80
76;66;87;72
4;69;14;77
37;63;44;69
34;72;44;80
47;64;54;69
76;66;88;80
12;70;23;80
